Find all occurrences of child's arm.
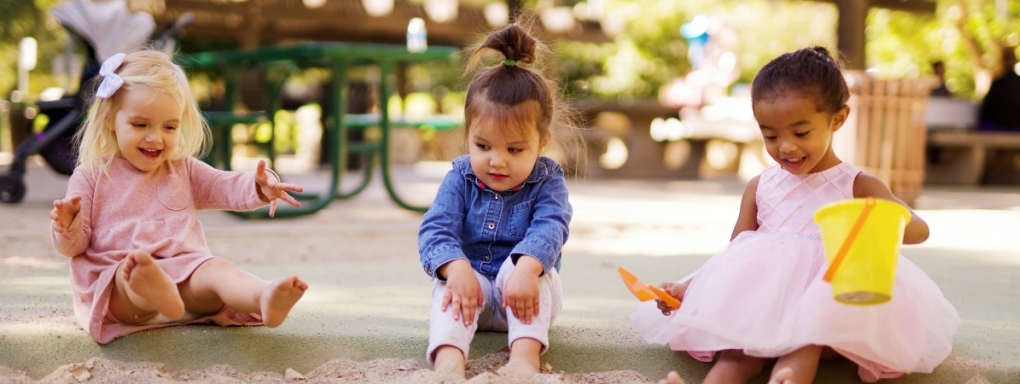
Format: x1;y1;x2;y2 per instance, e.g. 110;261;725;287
504;168;570;324
187;158;300;214
50;170;93;257
419;170;470;278
508;172;571;275
420;170;482;325
731;176;761;241
853;173;929;244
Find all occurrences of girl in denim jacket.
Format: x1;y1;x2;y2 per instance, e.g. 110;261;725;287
418;24;574;380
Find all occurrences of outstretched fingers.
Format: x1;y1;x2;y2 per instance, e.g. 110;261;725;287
255;160;304;217
255;158;268;175
266;182;302;216
51;195;82;236
273;182;304;206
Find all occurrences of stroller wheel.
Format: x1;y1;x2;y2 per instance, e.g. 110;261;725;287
0;175;26;203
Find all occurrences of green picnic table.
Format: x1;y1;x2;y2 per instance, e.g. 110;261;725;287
183;42;461;217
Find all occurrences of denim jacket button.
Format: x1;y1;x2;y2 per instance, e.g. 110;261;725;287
484;255;490;261
487;222;495;229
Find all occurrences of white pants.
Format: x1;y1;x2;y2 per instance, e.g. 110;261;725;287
426;257;563;364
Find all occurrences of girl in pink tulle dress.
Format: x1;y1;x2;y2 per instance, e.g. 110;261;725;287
630;47;959;384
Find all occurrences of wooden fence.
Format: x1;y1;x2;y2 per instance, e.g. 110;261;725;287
839;72;932;207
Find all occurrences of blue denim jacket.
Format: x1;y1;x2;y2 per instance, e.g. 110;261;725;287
418;155;572;280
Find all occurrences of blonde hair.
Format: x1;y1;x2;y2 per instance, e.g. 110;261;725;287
75;49;210;174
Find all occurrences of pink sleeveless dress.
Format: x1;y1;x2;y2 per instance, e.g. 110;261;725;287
629;163;959;382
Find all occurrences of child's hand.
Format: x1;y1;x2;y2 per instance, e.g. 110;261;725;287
656;282;687;315
254;160;304;217
50;195;82;239
503;256;543;324
439;260;483;326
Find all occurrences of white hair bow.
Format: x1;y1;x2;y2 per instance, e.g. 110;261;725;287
95;53;127;99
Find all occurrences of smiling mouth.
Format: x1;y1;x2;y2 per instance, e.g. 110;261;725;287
140;148;162;159
783;157;805;167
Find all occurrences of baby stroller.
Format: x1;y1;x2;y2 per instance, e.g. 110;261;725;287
0;0;191;203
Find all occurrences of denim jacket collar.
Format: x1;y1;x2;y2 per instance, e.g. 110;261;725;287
451;155;553;192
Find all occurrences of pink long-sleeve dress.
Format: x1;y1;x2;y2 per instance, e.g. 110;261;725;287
629;163;960;382
51;156;269;344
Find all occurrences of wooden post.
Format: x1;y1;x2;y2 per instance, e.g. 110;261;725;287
835;0;867;70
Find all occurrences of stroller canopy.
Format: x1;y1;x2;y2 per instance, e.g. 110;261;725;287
50;0;156;62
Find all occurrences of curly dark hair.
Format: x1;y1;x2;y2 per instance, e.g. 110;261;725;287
750;46;849;115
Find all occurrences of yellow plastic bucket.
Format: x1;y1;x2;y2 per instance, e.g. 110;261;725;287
813;198;910;305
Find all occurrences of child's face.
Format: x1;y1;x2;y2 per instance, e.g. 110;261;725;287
112;88;182;173
468;121;548;192
754;94;848;175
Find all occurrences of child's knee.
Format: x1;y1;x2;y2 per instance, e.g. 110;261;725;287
200;257;235;271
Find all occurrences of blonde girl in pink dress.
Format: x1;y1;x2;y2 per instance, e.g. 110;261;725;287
50;49;308;344
631;47;959;384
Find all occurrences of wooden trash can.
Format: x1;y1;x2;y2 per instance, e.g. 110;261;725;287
836;72;931;207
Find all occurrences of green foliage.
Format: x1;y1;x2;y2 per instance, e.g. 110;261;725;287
556;0;838;100
0;0;72;98
866;10;942;76
866;0;1020;99
3;0;1017;104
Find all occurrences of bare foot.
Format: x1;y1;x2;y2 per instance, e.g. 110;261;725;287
123;251;184;319
259;276;307;327
769;367;795;384
658;371;686;384
497;357;539;379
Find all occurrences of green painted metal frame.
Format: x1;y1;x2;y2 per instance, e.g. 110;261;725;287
183;42;460;218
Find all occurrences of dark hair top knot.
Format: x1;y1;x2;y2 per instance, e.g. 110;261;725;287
479;24;537;66
463;23;555;144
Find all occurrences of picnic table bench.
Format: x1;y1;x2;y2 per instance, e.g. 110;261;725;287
183;42;461;217
575;97;761;180
924;97;1020;185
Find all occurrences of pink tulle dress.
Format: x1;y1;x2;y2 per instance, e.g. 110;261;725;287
629;163;959;382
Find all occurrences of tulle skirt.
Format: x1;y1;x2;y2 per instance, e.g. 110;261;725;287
629;231;959;382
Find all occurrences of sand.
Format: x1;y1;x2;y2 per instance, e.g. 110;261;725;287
0;353;661;383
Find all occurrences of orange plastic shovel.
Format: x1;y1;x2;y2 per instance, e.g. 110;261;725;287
618;266;681;309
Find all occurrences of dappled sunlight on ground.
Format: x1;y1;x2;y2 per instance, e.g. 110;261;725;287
915;210;1020;255
0;316;79;335
0;256;67;269
2;159;1018;382
566;192;739;257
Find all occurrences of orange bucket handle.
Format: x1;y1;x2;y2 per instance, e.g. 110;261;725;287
822;197;876;282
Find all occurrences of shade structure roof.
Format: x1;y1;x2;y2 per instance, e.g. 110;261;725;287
150;0;610;48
